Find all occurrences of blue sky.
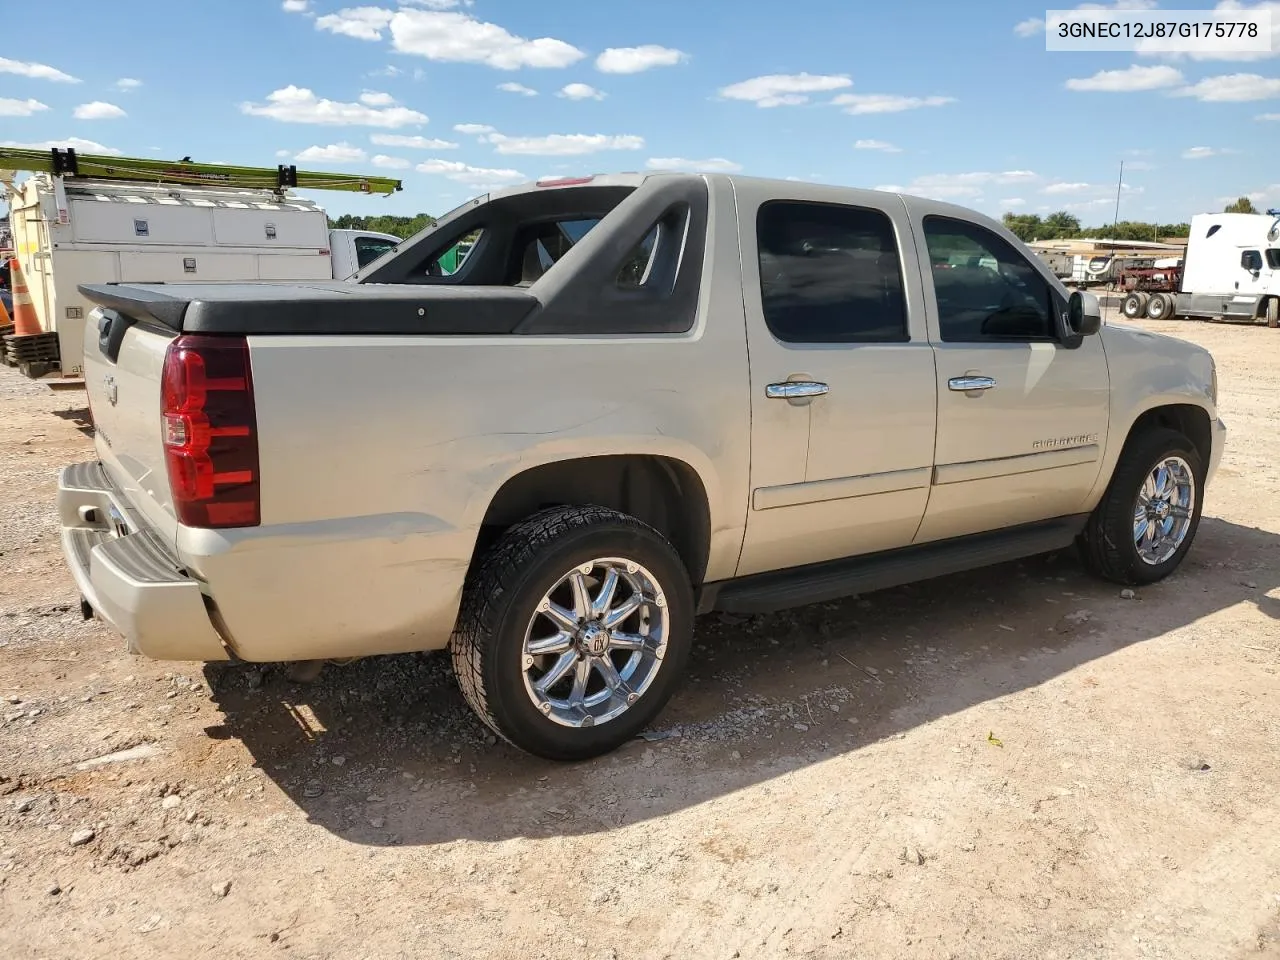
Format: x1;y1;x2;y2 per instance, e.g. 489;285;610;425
2;0;1278;226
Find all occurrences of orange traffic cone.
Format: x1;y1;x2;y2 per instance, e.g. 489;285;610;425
10;258;42;336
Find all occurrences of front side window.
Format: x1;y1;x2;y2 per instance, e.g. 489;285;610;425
756;200;908;343
1265;248;1280;269
924;216;1054;342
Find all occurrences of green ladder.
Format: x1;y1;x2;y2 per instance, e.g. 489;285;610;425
0;146;402;196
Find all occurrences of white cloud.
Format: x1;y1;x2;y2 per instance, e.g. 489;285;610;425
1175;73;1280;101
454;123;496;135
646;157;744;173
1182;145;1238;158
388;9;585;69
498;81;538;96
0;137;120;155
718;73;852;108
487;132;643;155
115;77;142;91
854;139;902;152
316;6;394;40
558;83;606;101
73;101;127;120
1137;0;1280;61
833;93;955;114
1000;198;1027;207
371;133;459;149
372;154;411;169
416;158;526;188
295;142;368;163
595;45;687;74
282;0;310;10
1042;181;1093;194
880;171;1040;200
1017;0;1158;35
0;56;79;83
242;85;427;127
1066;65;1185;92
359;90;396;106
1258;111;1280;119
0;98;50;117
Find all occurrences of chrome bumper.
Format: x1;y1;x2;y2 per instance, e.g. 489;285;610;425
57;462;229;662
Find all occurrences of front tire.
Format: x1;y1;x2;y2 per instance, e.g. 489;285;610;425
1079;427;1204;585
450;506;694;761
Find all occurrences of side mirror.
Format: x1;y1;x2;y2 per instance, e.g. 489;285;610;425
1067;290;1102;339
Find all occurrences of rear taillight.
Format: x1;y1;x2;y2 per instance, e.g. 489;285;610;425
161;335;260;529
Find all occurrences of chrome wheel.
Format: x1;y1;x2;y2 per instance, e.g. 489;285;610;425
1133;455;1195;566
522;557;669;728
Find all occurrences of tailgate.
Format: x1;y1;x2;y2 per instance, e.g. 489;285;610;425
82;306;181;549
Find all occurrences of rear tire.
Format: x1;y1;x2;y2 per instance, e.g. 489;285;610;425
450;505;694;761
1145;292;1171;320
1079;427;1204;586
1263;297;1279;328
1121;292;1149;320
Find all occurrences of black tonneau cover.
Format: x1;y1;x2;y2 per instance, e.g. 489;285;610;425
78;281;541;336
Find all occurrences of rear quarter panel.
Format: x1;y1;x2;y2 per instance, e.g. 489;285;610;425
179;178;752;662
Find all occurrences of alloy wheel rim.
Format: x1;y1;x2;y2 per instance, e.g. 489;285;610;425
521;557;669;728
1133;455;1195;566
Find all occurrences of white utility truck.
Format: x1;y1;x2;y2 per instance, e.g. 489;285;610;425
1172;211;1280;326
1;147;403;380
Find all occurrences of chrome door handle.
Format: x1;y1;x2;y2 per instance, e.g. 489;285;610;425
948;376;997;392
766;381;829;400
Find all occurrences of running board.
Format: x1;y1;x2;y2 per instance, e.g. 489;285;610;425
700;515;1088;615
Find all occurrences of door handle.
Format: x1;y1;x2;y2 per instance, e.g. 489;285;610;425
948;376;997;392
766;381;829;400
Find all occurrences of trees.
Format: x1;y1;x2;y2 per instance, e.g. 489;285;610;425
1001;211;1082;241
1224;196;1258;214
327;213;437;239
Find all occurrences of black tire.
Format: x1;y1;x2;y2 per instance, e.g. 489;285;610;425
1078;427;1205;585
1145;292;1171;320
1121;292;1148;320
450;505;694;761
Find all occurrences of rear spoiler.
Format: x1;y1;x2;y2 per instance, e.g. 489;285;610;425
80;283;189;331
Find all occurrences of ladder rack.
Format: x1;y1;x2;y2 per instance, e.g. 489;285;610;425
0;147;402;196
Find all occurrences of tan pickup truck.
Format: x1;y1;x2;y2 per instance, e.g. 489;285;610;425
59;172;1225;760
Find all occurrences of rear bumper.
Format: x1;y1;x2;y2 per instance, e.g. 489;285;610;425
57;462;230;662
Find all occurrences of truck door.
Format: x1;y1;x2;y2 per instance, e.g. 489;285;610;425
906;202;1110;544
733;182;938;577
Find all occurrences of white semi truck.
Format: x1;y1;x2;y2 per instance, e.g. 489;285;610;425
1171;211;1280;326
1;147;404;380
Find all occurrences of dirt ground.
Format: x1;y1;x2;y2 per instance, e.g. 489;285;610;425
2;314;1279;960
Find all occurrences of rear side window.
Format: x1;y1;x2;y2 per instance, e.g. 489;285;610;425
756;200;908;343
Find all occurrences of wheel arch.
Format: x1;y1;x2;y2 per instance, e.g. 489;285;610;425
1122;402;1213;472
473;454;714;587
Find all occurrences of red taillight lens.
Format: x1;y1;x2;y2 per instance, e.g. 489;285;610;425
160;335;260;528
